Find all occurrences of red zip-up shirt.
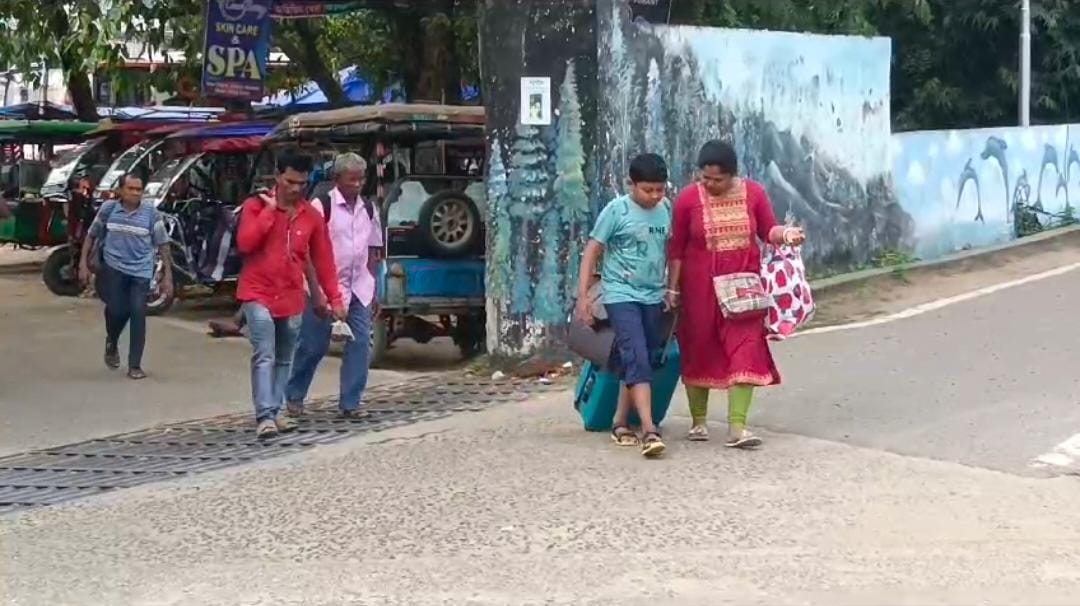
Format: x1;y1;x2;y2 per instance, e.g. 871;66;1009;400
236;195;343;318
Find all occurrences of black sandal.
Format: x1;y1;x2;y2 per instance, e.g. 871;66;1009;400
640;431;666;458
339;409;371;419
610;424;640;446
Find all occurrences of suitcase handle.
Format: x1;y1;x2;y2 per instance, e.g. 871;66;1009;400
657;310;679;366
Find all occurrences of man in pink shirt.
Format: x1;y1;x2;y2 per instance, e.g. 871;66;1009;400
285;153;383;418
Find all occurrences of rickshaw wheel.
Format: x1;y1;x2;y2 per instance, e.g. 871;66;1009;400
145;253;175;316
453;313;486;359
370;316;390;368
42;246;83;297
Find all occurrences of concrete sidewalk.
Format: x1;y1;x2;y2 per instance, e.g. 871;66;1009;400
4;389;1080;606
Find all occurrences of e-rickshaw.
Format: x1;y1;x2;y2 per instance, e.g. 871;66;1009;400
39;116;221;296
138;121;274;314
264;104;487;364
0;120;97;283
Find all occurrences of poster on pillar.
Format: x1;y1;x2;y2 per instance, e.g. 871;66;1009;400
201;0;273;101
520;77;552;125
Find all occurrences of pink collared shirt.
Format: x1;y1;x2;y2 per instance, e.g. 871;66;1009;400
311;187;383;307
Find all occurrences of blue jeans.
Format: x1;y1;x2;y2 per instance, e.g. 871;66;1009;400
286;294;373;412
606;301;666;386
99;264;150;369
242;302;302;423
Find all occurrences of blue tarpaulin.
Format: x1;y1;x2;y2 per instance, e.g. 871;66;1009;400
259;67;478;108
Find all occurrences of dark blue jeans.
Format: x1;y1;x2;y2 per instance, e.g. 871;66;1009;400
287;295;373;412
100;264;150;369
606;302;666;386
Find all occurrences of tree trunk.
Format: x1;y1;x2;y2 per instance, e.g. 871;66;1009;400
50;8;98;121
415;2;455;102
669;0;707;24
277;20;346;106
66;71;98;121
443;0;463;103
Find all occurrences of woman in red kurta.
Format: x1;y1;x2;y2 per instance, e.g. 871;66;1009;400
666;141;805;447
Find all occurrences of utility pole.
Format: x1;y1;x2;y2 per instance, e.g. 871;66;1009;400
1020;0;1031;126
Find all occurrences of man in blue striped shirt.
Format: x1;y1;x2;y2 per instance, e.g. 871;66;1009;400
79;173;174;379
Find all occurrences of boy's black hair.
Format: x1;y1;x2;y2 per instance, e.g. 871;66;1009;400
628;153;668;183
697;140;738;174
276;148;314;174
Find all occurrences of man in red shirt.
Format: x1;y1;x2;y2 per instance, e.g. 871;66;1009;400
236;150;346;439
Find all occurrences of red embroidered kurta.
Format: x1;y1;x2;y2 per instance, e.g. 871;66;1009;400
668;178;781;389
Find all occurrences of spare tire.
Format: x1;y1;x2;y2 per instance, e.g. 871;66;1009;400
417;191;481;258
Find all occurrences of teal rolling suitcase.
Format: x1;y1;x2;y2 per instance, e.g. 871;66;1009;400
572;341;682;432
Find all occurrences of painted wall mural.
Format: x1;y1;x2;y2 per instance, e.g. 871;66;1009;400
893;125;1080;260
481;0;597;358
595;0;914;271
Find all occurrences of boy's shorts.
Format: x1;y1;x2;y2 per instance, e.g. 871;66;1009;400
605;302;666;386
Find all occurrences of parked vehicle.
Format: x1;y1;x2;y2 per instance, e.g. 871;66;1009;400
265;103;487;364
39;116;220;297
140;121;275;314
0;120;98;293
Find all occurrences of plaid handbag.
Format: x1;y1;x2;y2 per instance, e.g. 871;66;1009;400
712;272;770;319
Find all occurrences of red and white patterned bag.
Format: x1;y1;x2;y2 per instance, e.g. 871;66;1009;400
761;245;815;340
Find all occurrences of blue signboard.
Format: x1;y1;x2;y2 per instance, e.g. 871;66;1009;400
201;0;274;101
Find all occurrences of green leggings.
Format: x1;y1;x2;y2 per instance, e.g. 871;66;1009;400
686;385;754;428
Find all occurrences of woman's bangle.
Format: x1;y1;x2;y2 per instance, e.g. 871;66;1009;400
666;288;680;295
782;227;796;245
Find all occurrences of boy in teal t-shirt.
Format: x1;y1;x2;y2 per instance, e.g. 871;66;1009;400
575;153;672;458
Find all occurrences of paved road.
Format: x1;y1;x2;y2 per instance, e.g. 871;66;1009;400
5;250;1080;604
0;256;458;455
753;267;1080;477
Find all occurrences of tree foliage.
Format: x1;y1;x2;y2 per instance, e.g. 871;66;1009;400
7;0;1080;133
0;0;202;119
0;0;479;117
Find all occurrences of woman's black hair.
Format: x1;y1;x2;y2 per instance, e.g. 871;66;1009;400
276;148;314;174
628;153;669;183
697;140;738;175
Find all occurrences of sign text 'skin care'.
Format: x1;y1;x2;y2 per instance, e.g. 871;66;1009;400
202;0;273;101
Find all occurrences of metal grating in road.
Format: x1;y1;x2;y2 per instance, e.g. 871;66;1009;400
0;375;557;514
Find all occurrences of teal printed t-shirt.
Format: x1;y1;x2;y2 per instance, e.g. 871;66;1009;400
590;194;671;305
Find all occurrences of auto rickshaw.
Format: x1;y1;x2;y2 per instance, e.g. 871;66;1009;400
39;115;221;296
0;120;97;277
264;103;487;365
138;121;275;314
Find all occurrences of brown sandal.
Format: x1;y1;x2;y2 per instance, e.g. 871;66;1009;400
611;425;640;446
640;432;666;458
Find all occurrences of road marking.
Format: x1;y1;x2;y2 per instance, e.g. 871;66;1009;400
797;261;1080;338
1032;433;1080;470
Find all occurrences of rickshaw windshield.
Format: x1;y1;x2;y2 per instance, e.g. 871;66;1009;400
143;154;201;203
42;139;102;190
95;141;159;194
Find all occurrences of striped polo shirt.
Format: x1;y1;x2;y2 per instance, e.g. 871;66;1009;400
88;200;168;279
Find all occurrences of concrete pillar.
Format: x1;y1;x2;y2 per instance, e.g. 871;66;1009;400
480;0;598;365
